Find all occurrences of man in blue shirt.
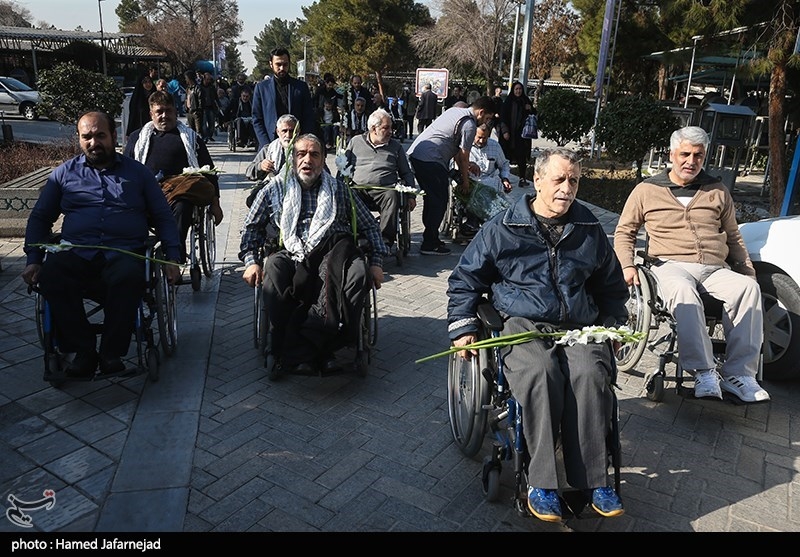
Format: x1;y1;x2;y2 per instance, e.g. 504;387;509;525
22;111;181;378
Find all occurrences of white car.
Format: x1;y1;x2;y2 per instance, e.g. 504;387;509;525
0;76;41;120
740;215;800;380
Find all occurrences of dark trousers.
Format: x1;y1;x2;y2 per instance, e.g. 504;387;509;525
500;316;615;490
409;157;448;248
172;199;195;263
404;115;415;138
361;188;400;245
37;250;145;357
263;246;367;367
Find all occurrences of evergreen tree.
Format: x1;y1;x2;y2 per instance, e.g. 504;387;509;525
252;19;298;80
115;0;142;31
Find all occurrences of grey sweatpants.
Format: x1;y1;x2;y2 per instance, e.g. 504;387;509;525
649;260;762;378
500;316;615;490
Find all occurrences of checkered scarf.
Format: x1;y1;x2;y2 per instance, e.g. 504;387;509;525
280;170;337;261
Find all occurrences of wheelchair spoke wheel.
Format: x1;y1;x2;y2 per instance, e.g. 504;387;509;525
615;266;652;373
199;207;216;277
447;343;490;457
254;284;269;353
154;261;178;357
366;284;378;347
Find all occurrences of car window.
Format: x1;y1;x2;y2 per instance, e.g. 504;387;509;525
0;77;34;92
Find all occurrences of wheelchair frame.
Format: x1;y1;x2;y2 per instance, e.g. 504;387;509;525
188;204;216;291
34;239;177;388
447;300;621;519
252;247;378;378
440;175;473;244
227;117;255;152
615;261;762;402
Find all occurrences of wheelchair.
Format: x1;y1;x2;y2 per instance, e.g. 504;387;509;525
614;255;763;403
447;299;621;519
187;203;216;291
33;238;177;388
253;239;379;378
227;117;255;152
440;172;475;244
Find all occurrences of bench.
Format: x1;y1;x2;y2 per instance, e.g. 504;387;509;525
0;166;54;237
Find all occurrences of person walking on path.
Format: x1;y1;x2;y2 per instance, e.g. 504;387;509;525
499;81;535;187
415;83;439;134
407;96;495;256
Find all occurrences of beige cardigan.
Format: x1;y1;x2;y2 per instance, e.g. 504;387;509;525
613;175;755;277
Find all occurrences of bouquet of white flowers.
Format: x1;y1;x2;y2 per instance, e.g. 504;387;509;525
454;178;510;221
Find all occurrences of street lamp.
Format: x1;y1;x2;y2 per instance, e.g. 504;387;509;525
98;0;107;75
300;36;309;81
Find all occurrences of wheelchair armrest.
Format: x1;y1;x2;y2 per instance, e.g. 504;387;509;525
477;300;504;332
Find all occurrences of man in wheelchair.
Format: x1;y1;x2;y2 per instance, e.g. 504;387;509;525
22;111;181;378
614;126;769;403
239;134;388;379
342;108;417;254
244;114;298;208
124;90;224;264
447;148;629;522
228;86;255;148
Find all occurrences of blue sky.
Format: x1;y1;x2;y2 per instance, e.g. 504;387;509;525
20;0;307;72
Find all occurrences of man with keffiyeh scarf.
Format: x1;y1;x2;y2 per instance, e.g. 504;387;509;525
239;134;387;379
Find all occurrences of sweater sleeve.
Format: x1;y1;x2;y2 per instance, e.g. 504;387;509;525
613;183;646;269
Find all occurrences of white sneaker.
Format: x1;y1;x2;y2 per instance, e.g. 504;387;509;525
693;369;722;400
720;375;771;403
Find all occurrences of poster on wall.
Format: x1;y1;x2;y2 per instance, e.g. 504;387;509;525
415;68;449;99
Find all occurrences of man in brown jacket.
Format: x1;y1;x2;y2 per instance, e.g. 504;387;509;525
613;126;769;403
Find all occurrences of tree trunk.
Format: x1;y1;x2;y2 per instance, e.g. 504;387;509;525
768;61;787;216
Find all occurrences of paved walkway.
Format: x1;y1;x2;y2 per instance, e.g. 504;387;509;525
0;137;798;534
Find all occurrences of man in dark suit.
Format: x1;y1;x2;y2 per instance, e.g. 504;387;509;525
415;83;439;134
252;47;317;150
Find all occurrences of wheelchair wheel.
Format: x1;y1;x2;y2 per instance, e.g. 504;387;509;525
482;456;501;502
253;283;269;353
645;371;665;402
447;339;491;457
355;284;378;377
154;262;178;357
199;207;216;278
615;266;652;373
397;201;411;264
366;283;378;348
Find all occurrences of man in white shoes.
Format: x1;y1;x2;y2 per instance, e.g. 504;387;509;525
614;126;769;403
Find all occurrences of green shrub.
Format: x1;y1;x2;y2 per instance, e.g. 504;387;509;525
536;88;594;147
37;62;124;125
595;95;677;180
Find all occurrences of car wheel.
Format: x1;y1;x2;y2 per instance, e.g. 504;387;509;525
21;103;38;120
757;269;800;381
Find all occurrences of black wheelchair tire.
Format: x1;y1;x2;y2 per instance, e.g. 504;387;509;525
615;266;652;373
447;342;491;458
154;262;177;357
199;207;216;278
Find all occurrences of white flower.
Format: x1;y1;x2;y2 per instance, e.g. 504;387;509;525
44;240;74;253
182;165;222;175
334;153;352;178
554;325;636;346
395;184;421;194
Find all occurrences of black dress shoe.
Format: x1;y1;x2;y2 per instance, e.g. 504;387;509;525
66;351;98;378
291;362;316;375
267;359;284;381
321;357;341;374
99;356;125;375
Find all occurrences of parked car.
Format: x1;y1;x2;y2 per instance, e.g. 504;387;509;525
740;215;800;380
0;76;41;120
